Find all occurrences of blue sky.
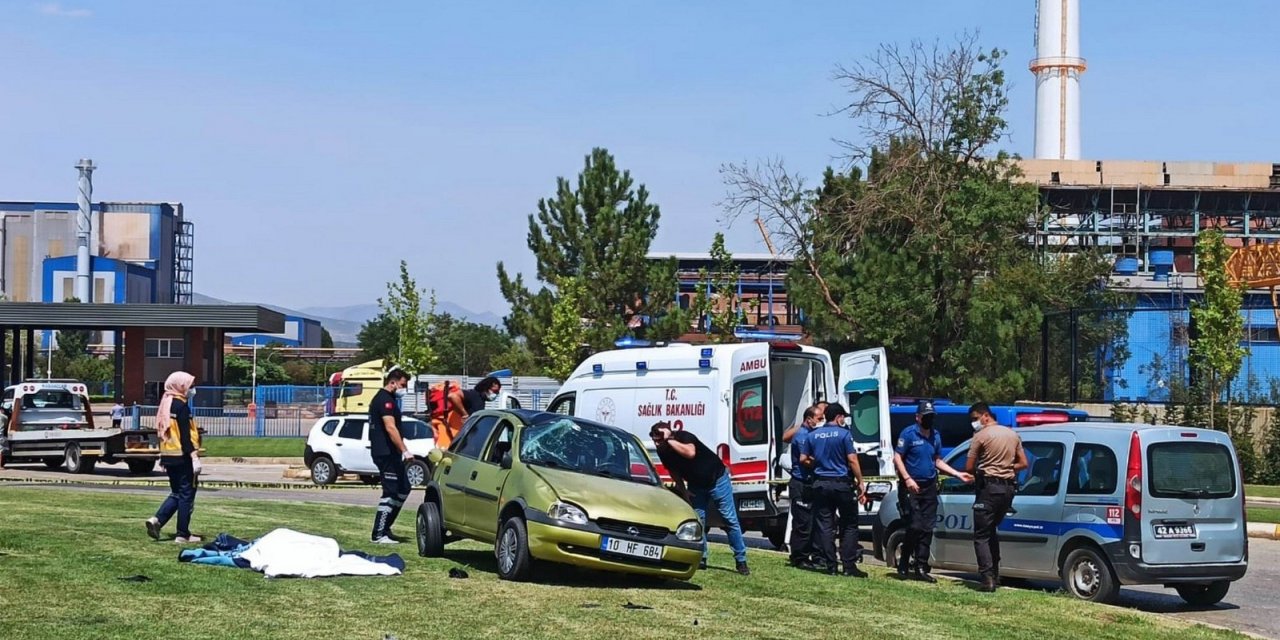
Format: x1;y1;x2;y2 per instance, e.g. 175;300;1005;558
2;1;1278;316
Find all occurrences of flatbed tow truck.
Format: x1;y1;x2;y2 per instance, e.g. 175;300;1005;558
0;379;160;474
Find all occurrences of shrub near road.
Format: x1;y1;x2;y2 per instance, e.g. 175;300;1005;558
0;487;1247;640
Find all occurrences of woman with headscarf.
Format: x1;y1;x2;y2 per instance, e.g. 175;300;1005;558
145;371;203;543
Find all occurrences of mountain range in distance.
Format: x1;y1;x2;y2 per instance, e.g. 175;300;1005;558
193;293;504;345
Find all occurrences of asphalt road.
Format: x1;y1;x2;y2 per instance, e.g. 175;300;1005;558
1;472;1277;639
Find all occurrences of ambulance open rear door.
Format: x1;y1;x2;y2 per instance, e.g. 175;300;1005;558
837;348;892;476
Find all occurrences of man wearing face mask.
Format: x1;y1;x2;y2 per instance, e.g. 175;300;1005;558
893;401;972;582
784;404;825;569
799;403;867;578
965;402;1028;592
369;367;414;544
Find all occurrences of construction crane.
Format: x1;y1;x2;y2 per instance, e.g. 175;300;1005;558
1225;242;1280;336
755;216;778;258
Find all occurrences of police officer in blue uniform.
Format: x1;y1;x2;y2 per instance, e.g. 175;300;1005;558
893;400;972;582
784;404;824;569
798;403;866;578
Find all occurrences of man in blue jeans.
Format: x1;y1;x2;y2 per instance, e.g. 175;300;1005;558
650;421;750;575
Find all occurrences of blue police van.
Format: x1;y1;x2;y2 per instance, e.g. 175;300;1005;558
873;422;1249;605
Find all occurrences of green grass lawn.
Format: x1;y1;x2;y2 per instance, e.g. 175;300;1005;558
201;437;304;458
1246;484;1280;499
1247;505;1280;524
0;487;1245;640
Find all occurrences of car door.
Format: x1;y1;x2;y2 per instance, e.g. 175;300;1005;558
463;418;517;538
438;414;500;537
933;444;977;570
333;419;370;471
837;348;892;476
1000;435;1070;577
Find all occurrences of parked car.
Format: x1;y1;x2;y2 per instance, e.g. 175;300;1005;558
872;422;1248;605
415;409;705;581
303;415;435;487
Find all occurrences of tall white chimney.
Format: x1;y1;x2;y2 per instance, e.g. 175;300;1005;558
74;158;95;303
1031;0;1086;160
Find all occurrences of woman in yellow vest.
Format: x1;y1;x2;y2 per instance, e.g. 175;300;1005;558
145;371;203;543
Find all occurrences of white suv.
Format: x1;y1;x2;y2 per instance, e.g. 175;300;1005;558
303;415;436;487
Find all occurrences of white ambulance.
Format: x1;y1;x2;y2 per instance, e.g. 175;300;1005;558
546;336;894;547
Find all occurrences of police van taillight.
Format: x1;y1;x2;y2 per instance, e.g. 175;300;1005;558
1125;430;1142;520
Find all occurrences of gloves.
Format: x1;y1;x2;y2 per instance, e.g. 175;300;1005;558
191;453;203;476
401;450;414;462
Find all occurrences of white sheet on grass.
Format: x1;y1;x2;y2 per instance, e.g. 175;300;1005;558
237;528;402;578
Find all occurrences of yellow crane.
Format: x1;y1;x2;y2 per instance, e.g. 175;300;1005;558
1225;242;1280;336
755;216;778;258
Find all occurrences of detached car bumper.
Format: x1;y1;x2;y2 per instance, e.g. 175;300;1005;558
525;510;702;580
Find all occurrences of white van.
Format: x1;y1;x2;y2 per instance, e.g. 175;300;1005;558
546;339;893;547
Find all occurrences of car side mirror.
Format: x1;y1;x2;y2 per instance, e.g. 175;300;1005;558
500;452;513;470
428;448;445;466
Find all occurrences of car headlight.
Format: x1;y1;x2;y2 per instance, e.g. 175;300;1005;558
676;520;703;542
547;501;588;525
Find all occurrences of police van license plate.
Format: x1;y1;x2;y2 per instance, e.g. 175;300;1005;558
600;536;663;561
1153;524;1197;540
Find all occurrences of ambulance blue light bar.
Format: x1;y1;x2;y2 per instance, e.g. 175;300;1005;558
615;337;652;349
733;328;804;343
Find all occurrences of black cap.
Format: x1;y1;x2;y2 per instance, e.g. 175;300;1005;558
917;400;936;416
824;403;848;422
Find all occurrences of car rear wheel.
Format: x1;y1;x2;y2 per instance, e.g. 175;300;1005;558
1060;547;1119;603
404;459;430;488
496;516;533;581
416;501;445;557
1175;580;1230;606
310;456;336;486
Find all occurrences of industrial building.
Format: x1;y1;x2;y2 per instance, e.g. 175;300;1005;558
227;314;324;348
0;200;193;305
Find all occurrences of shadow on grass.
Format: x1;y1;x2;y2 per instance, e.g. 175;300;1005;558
440;548;702;591
941;571;1241;613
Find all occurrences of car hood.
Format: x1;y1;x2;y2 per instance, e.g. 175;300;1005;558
527;466;696;530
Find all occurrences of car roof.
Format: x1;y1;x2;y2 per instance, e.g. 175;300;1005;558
1010;421;1230;439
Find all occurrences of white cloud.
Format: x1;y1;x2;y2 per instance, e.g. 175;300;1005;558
37;3;92;19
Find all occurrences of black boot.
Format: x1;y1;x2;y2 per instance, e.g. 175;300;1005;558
979;576;998;592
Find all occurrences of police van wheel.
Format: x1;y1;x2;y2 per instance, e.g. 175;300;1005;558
884;529;906;569
1175;580;1230;607
1060;547;1119;603
496;516;534;581
416;501;445;557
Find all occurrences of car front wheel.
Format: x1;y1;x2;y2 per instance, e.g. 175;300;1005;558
310;456;336;486
495;516;533;581
1060;547;1119;603
416;501;445;557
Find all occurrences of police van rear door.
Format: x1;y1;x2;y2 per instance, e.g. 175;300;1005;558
837;348;892;476
1139;428;1245;566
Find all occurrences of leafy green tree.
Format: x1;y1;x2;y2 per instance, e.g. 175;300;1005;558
283;360;318;385
377;261;438;374
357;312;398;362
722;36;1128;401
490;341;544;377
429;314;513;376
497;148;688;358
320;328;334;349
544;276;589;381
223;352;290;386
689;232;747;343
1190;230;1246;431
1260;409;1280;485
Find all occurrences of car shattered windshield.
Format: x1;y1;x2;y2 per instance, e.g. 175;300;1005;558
519;417;659;485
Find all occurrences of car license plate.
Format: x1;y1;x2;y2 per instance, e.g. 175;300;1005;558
738;498;766;512
600;536;663;561
1153;524;1197;540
